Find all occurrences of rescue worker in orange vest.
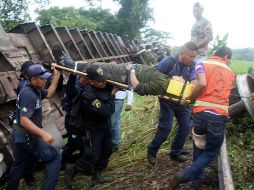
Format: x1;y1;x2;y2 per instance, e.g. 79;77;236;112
171;46;235;189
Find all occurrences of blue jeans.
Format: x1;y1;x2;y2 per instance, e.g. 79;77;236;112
7;138;61;190
182;112;227;183
148;99;192;155
111;99;124;148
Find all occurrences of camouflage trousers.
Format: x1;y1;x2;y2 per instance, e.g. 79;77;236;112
62;57;129;84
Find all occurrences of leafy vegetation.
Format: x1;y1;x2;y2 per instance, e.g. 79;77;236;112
0;0;171;42
0;0;48;31
223;59;254;189
141;27;171;45
37;7;111;30
208;33;228;56
114;0;153;39
227;115;254;190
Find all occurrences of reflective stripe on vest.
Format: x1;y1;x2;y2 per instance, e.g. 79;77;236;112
194;100;229;111
203;60;232;72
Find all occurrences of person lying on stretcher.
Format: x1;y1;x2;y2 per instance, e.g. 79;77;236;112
52;42;197;99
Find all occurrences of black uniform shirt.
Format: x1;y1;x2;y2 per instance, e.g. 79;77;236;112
81;84;115;129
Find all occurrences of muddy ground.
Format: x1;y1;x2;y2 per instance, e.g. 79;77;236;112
14;151;219;190
99;153;219;190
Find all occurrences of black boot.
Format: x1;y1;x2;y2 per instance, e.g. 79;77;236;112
147;148;157;166
91;171;112;186
170;172;187;189
180;147;192;155
170;152;188;162
65;164;77;189
52;44;86;71
24;174;36;187
52;44;66;63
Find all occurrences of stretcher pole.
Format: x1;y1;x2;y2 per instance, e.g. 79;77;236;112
52;63;129;89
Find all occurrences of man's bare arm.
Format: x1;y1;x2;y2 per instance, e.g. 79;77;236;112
188;72;206;101
46;67;61;99
20;116;54;144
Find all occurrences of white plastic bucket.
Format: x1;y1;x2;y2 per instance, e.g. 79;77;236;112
0;153;6;178
192;128;206;149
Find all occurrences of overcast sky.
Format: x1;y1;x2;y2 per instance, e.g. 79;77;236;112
45;0;254;48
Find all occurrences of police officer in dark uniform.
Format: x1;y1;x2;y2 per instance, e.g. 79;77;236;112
6;64;61;190
65;65;118;189
8;60;37;186
61;74;88;167
16;60;37;186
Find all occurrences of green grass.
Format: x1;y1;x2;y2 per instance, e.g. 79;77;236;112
227;115;254;190
94;95;179;189
226;59;254;189
229;59;254;74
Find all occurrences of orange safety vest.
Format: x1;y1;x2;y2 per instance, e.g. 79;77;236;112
193;57;235;116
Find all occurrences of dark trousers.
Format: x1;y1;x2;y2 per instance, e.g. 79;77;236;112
74;127;113;174
182;112;227;183
148;99;192;155
62;135;84;164
6;139;61;190
62;114;84;165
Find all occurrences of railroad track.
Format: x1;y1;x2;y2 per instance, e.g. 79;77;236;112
218;135;235;190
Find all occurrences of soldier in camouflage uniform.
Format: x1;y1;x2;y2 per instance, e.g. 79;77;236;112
191;2;213;61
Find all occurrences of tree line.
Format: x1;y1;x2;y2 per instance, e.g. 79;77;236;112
0;0;170;44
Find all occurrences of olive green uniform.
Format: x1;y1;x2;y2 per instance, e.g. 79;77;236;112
191;16;213;57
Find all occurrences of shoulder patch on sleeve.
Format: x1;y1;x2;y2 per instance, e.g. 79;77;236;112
91;99;101;108
21;107;28;112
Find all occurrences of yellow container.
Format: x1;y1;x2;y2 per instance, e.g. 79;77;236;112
166;79;194;98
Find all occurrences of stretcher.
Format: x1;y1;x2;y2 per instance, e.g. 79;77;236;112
52;63;194;103
160;79;194;103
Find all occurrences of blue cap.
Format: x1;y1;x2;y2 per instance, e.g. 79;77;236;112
27;64;51;79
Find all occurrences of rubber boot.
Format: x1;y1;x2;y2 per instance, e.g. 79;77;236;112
65;164;77;190
91;171;112;186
